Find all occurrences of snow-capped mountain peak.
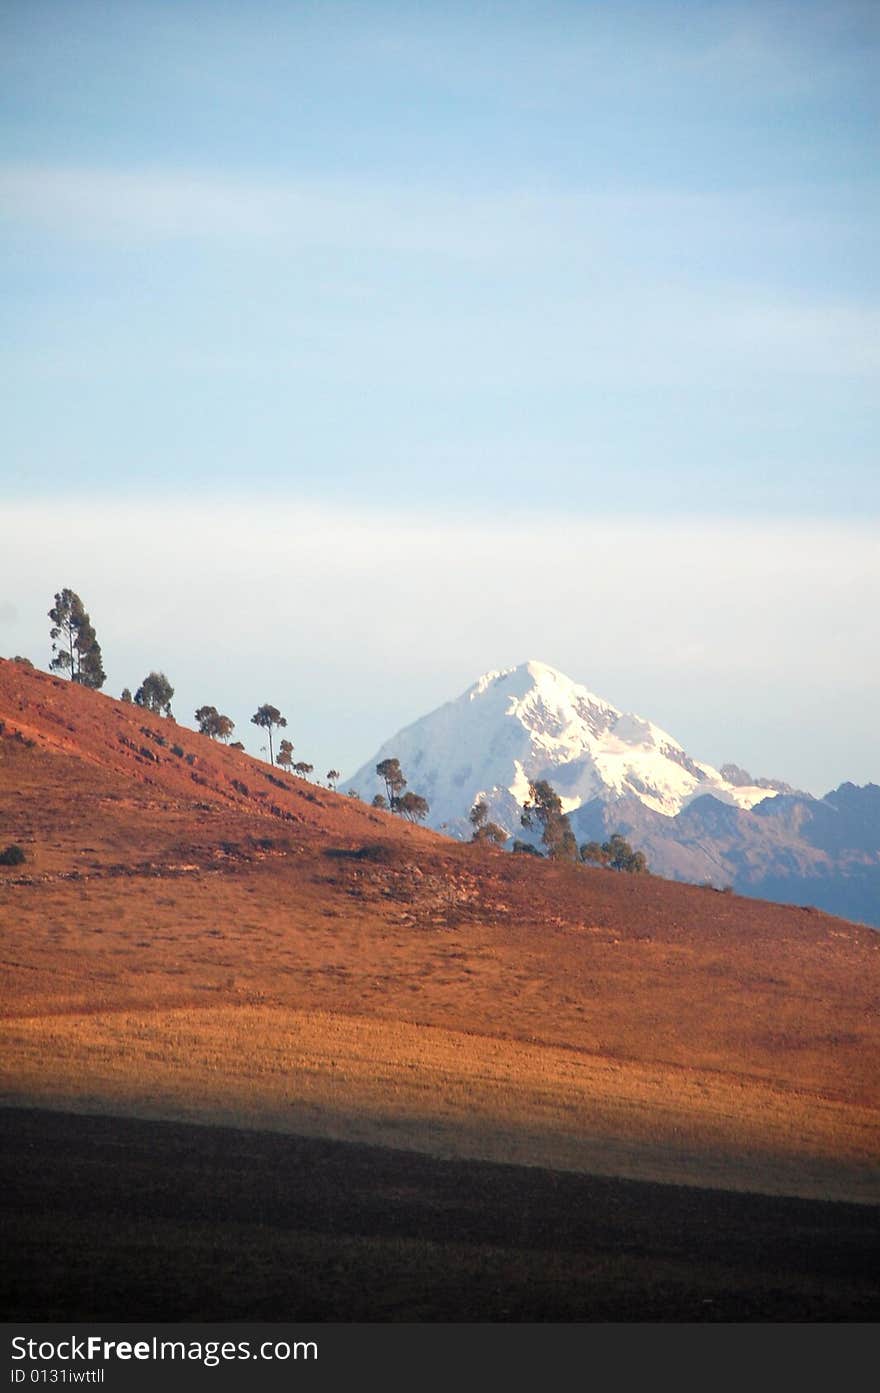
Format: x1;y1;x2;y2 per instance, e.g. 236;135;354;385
345;660;780;837
465;660;619;743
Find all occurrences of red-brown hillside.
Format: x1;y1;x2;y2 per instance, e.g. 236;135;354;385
1;656;878;1206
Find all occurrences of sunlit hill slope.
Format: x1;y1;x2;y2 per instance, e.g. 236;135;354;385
1;655;877;1209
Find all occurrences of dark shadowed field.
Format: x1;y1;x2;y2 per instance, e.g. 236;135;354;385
2;1107;878;1323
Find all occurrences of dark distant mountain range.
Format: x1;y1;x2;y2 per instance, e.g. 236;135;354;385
570;782;880;929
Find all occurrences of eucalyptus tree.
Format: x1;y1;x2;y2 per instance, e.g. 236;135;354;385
521;780;577;860
195;705;235;741
397;792;429;823
376;757;406;809
135;672;174;717
469;799;507;847
48;588;105;689
250;704;287;766
276;738;294;772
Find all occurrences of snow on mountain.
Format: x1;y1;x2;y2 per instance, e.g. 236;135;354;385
344;660;779;837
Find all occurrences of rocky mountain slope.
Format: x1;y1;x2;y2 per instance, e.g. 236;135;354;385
570;783;880;927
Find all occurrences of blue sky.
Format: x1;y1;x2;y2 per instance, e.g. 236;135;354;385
1;1;878;790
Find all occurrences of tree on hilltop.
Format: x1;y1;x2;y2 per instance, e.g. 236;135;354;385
293;761;314;779
581;833;648;874
48;588;105;689
251;704;287;765
195;705;235;741
469;799;508;847
521;779;578;860
606;833;647;873
134;671;174;716
376;757;406;810
397;791;429;823
276;738;294;773
326;769;340;791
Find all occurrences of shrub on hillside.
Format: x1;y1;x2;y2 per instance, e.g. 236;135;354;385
0;843;26;866
354;843;394;863
512;839;543;857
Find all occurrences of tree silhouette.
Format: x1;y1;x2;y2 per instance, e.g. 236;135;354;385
326;769;340;791
521;780;577;860
134;671;174;716
469;799;507;847
293;761;314;779
606;833;648;873
371;793;388;810
251;704;287;765
276;738;294;773
48;588;105;689
581;833;648;874
512;839;543;856
376;757;406;809
195;705;235;741
397;791;429;823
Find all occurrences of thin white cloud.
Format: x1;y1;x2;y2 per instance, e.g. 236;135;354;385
3;164;875;385
0;164;554;256
0;163;869;261
720;300;880;377
0;166;281;241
